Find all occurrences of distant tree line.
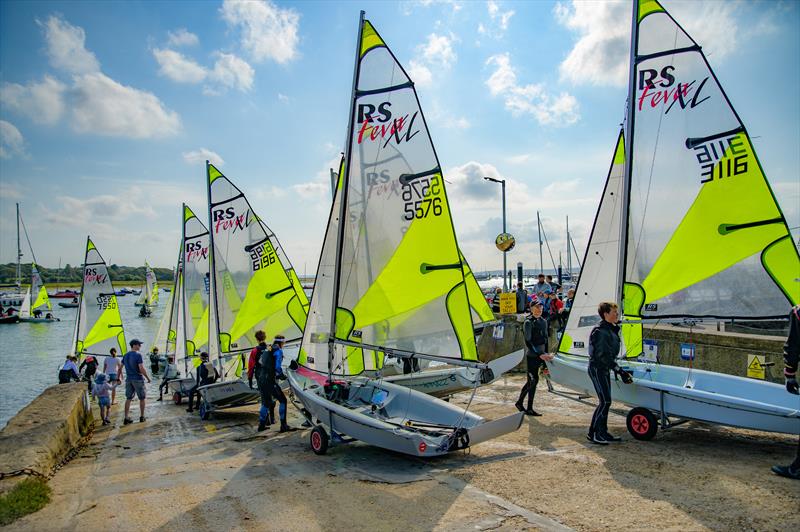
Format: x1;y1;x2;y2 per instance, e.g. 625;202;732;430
0;263;174;285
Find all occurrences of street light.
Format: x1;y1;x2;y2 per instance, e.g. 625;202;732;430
484;176;507;291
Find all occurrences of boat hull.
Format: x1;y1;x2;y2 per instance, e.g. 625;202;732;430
19;317;59;323
58;302;78;308
198;379;261;411
384;350;523;398
288;367;523;457
548;354;800;435
0;315;19;324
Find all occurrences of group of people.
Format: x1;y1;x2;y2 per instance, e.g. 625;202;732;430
246;331;291;433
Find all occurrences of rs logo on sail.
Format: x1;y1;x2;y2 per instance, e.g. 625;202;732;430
212;207;251;234
185;241;209;262
356;102;420;147
84;267;107;284
637;66;710;114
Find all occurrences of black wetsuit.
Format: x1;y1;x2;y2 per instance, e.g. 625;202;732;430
517;315;548;411
79;357;99;392
587;320;621;438
255;342;273;425
186;362;217;411
783;306;800;471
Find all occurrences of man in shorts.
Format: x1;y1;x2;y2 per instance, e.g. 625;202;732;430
122;339;151;425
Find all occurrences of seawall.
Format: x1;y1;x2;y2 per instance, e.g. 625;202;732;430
0;383;93;493
478;315;786;383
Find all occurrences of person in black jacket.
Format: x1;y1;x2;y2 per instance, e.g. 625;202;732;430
515;301;554;416
771;305;800;480
587;302;632;444
186;352;218;413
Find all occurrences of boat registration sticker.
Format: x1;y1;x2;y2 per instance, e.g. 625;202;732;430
680;343;695;361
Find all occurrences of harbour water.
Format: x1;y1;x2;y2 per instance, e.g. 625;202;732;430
0;292;164;428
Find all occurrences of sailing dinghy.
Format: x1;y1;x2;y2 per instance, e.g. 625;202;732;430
134;262;159;309
71;237;127;362
288;13;523;457
548;0;800;440
19;263;58;322
195;165;310;420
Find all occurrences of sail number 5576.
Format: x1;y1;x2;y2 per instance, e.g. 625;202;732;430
402;176;443;221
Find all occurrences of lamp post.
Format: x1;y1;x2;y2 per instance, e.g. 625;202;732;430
484;176;507;291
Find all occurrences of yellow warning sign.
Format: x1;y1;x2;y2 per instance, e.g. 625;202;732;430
747;355;765;380
499;293;516;314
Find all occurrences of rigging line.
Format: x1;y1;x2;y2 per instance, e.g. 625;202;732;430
18;212;38;266
632;27;680;273
539;220;559;273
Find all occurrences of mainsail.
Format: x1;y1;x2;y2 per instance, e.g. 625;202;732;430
298;18;481;376
206;163;309;377
152;249;183;357
135;262;159;306
560;0;799;362
20;262;52;318
72;237;126;359
622;0;799;322
182;204;211;358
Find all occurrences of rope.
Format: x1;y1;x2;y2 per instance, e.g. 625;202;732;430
0;422;95;482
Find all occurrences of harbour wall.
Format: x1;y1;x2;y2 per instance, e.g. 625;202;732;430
478;316;786;384
0;383;93;493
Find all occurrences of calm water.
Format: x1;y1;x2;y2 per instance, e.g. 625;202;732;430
0;292;166;428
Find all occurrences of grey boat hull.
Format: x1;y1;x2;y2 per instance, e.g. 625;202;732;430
548;353;800;435
288;366;524;457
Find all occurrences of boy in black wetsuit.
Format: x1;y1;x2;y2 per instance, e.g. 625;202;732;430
516;301;554;416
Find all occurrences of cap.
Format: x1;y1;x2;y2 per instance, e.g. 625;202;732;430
531;301;543;307
130;339;143;346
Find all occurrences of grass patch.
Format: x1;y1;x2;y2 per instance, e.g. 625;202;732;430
0;477;52;526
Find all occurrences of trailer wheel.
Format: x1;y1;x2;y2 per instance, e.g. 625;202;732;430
626;407;658;440
310;426;329;455
199;401;211;421
172;392;182;405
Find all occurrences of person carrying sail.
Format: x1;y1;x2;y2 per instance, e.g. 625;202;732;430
516;301;554;416
587;302;633;444
771;305;800;480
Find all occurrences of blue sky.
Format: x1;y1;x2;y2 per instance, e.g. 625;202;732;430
1;0;798;276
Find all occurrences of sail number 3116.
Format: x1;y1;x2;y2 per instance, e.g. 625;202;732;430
402;176;443;221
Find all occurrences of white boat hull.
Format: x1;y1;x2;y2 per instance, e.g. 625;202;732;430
288;366;523;457
383;350;523;398
548;354;800;435
198;379;261;413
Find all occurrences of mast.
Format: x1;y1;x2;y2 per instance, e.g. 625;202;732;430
537;211;543;275
15;203;21;289
618;0;639;309
180;204;190;375
328;10;365;383
71;236;90;357
205;165;225;381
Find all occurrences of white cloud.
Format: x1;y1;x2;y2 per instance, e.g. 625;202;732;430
70;73;181;138
153;48;207;83
0;181;23;199
0;76;66;125
479;1;515;38
291;154;341;200
0;120;26;159
407;60;433;87
209;52;254;92
277;93;289;103
220;0;300;64
485;53;580;126
555;1;753;88
39;15;100;74
167;28;199;47
506;153;532;164
183;148;224;167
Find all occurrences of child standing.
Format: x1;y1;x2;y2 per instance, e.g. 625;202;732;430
92;373;113;425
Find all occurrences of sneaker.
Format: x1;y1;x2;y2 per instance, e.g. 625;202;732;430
139;416;146;423
601;433;622;442
186;408;194;413
514;402;525;412
525;410;542;417
771;465;800;480
123;418;133;425
156;397;163;402
588;434;609;445
104;418;110;424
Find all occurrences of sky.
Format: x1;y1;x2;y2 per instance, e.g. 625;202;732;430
1;0;798;277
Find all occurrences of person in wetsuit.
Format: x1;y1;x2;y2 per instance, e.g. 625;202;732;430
772;305;800;480
259;335;292;433
587;302;633;445
516;301;554;416
79;355;100;393
253;331;273;431
186;352;218;413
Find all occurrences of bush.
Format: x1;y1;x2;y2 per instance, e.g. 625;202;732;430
0;477;52;525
